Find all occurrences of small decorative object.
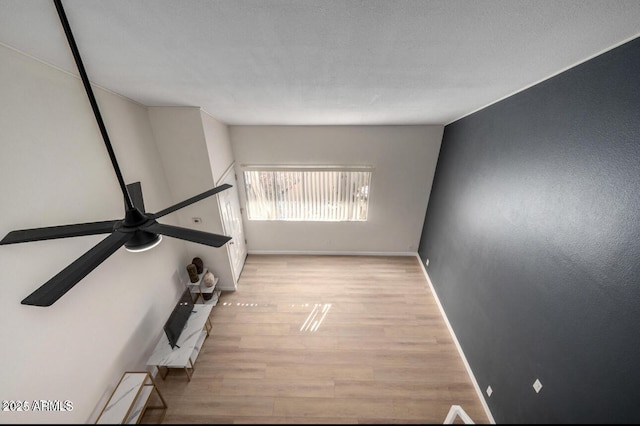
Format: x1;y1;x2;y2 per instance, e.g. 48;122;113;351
202;292;213;301
192;257;204;274
203;271;215;288
186;263;199;283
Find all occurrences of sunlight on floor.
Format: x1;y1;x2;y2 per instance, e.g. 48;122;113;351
299;303;332;332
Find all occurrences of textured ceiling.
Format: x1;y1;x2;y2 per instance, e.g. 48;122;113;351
1;0;640;125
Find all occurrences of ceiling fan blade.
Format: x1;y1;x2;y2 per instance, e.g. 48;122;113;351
126;181;145;213
152;184;232;219
146;222;231;247
21;230;132;307
1;220;118;245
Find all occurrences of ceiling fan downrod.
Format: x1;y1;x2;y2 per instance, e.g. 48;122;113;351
53;0;135;211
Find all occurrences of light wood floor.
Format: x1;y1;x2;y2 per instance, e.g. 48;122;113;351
141;255;489;424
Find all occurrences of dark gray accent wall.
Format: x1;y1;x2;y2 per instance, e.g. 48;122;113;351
418;37;640;424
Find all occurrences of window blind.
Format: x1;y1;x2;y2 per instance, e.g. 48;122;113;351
243;168;372;221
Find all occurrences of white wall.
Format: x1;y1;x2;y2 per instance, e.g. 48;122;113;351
0;44;190;423
201;110;239;290
148;107;237;290
201;109;235;185
229;125;444;254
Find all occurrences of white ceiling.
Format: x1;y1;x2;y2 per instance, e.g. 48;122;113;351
1;0;640;125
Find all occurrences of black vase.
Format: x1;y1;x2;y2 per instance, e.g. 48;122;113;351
192;257;204;274
186;263;199;283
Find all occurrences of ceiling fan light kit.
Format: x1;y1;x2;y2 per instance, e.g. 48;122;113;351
0;0;232;307
124;233;163;253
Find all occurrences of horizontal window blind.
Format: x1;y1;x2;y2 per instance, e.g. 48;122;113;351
243;168;371;221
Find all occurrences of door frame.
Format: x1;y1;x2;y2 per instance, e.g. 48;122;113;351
215;163;247;286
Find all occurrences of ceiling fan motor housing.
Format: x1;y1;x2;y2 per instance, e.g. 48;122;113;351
119;208;161;251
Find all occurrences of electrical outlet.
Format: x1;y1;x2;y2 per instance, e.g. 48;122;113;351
533;379;543;393
425;258;430;267
486;385;493;397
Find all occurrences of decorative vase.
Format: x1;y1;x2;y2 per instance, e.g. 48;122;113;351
186;263;199;283
203;271;215;287
192;257;204;274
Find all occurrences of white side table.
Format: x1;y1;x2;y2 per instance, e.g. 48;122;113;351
187;266;221;305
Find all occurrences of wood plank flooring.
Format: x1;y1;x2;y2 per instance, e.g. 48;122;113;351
141;255;489;424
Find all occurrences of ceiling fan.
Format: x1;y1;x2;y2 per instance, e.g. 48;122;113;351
0;0;232;307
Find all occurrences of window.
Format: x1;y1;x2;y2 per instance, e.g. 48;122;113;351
243;166;372;221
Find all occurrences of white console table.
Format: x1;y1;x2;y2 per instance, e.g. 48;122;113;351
146;304;213;381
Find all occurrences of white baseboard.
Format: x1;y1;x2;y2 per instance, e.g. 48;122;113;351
247;250;417;256
415;254;495;424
